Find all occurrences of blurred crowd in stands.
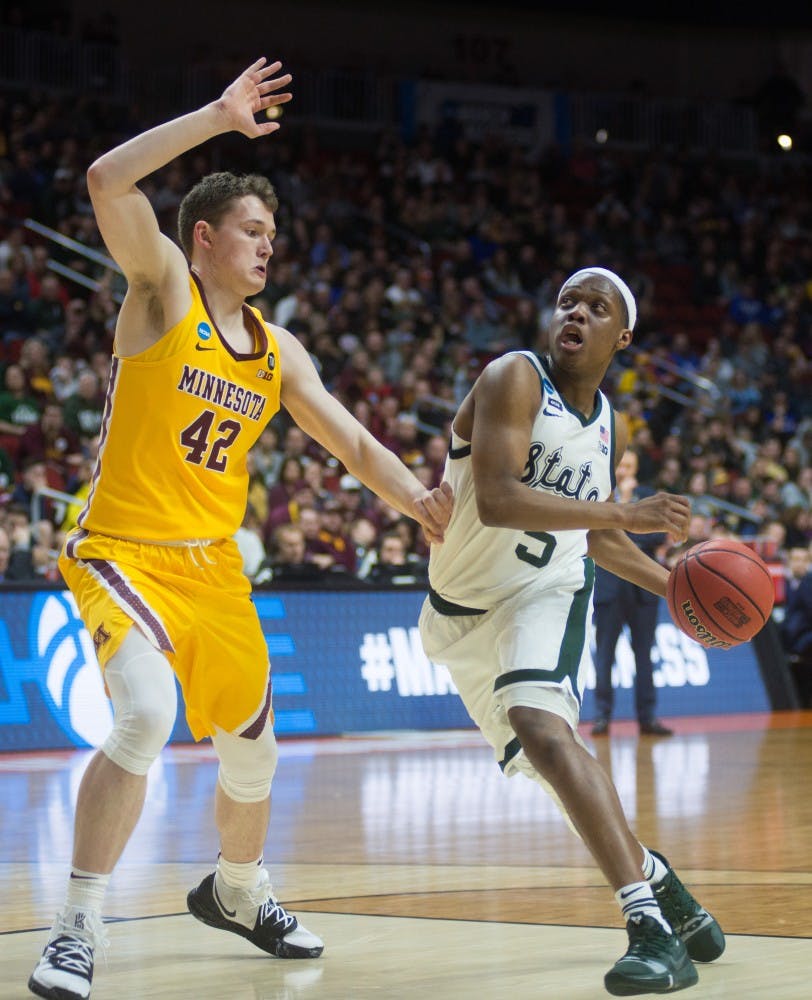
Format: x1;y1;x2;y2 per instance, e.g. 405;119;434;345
0;79;811;694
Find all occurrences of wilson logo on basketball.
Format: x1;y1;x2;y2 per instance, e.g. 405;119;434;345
712;597;750;629
679;600;732;650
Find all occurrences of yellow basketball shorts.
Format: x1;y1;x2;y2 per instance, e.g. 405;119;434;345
59;529;272;741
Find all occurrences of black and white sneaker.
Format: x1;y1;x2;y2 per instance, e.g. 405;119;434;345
28;906;108;1000
605;913;698;996
187;869;323;959
650;850;726;963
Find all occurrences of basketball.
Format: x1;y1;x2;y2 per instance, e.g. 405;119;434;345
666;538;775;649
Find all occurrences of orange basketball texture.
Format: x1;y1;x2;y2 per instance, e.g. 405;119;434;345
666;539;775;649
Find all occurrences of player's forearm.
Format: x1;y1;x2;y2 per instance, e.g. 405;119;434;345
476;481;630;534
588;529;669;597
345;436;428;519
87;103;229;196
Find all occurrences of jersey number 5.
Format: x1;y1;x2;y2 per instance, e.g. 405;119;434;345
180;409;241;472
515;530;557;568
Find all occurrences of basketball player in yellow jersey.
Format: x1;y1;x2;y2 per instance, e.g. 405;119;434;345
29;57;453;1000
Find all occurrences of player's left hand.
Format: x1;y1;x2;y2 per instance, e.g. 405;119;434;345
216;57;293;138
414;481;454;544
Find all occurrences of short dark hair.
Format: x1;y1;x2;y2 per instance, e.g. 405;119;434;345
177;172;279;258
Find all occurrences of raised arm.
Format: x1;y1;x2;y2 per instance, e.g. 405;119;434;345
277;327;453;542
87;58;292;352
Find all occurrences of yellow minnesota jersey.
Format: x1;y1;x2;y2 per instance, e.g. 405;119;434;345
79;273;281;541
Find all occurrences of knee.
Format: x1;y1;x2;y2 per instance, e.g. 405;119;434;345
216;727;278;804
102;635;177;775
508;706;575;779
103;697;176;775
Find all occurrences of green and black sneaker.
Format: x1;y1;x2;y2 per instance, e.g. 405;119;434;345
605;914;699;996
650;850;726;963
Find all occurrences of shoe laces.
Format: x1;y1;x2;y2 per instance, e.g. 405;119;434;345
626;916;670;959
47;911;109;973
654;870;699;926
246;870;297;935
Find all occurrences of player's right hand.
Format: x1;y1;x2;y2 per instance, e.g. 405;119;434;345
414;480;454;545
216;57;292;138
620;492;691;541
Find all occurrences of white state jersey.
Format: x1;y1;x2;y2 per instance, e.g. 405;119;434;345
428;352;616;611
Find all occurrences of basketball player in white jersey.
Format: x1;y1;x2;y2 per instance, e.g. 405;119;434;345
419;268;725;995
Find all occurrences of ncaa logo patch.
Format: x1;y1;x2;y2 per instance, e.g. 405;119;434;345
268;352;276;370
197;321;213;341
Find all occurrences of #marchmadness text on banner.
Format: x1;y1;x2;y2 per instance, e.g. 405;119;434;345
0;589;770;752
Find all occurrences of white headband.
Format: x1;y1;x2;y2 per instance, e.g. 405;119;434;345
564;267;637;330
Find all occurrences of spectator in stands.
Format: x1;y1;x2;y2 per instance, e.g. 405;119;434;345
0;222;33;271
301;456;330;508
727;368;762;416
282;424;313;465
2;502;54;580
0;265;32;340
0;362;41;449
39;166;79;228
61;297;106;360
389;411;424;467
0;522;36;582
49;355;80;403
16;401;81;487
335;473;370;522
18;335;54;400
350;516;379;580
783;466;812;513
248;424;284;487
62;368;104;444
655;456;683;493
316;499;356;574
265;455;304;512
255;522;323;584
264;479;316;541
366;528;427;585
297;505;335;570
28;272;68;348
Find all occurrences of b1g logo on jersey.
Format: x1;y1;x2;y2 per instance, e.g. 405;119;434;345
256;351;276;382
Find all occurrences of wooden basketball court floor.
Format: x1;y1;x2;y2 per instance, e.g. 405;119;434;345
3;712;812;999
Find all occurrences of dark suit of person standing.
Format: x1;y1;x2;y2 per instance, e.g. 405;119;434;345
591;449;672;737
783;547;812;707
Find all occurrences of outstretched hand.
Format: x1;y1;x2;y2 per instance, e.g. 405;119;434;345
414;481;454;545
216;57;293;138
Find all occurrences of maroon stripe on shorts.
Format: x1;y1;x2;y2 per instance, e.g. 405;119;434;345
65;528;89;560
240;671;272;740
86;557;174;652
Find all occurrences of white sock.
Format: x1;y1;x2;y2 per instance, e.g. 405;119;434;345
615;881;672;933
640;846;669;884
65;867;109;915
215;854;263;893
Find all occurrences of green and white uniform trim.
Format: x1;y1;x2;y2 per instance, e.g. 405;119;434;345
419;351;614;791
